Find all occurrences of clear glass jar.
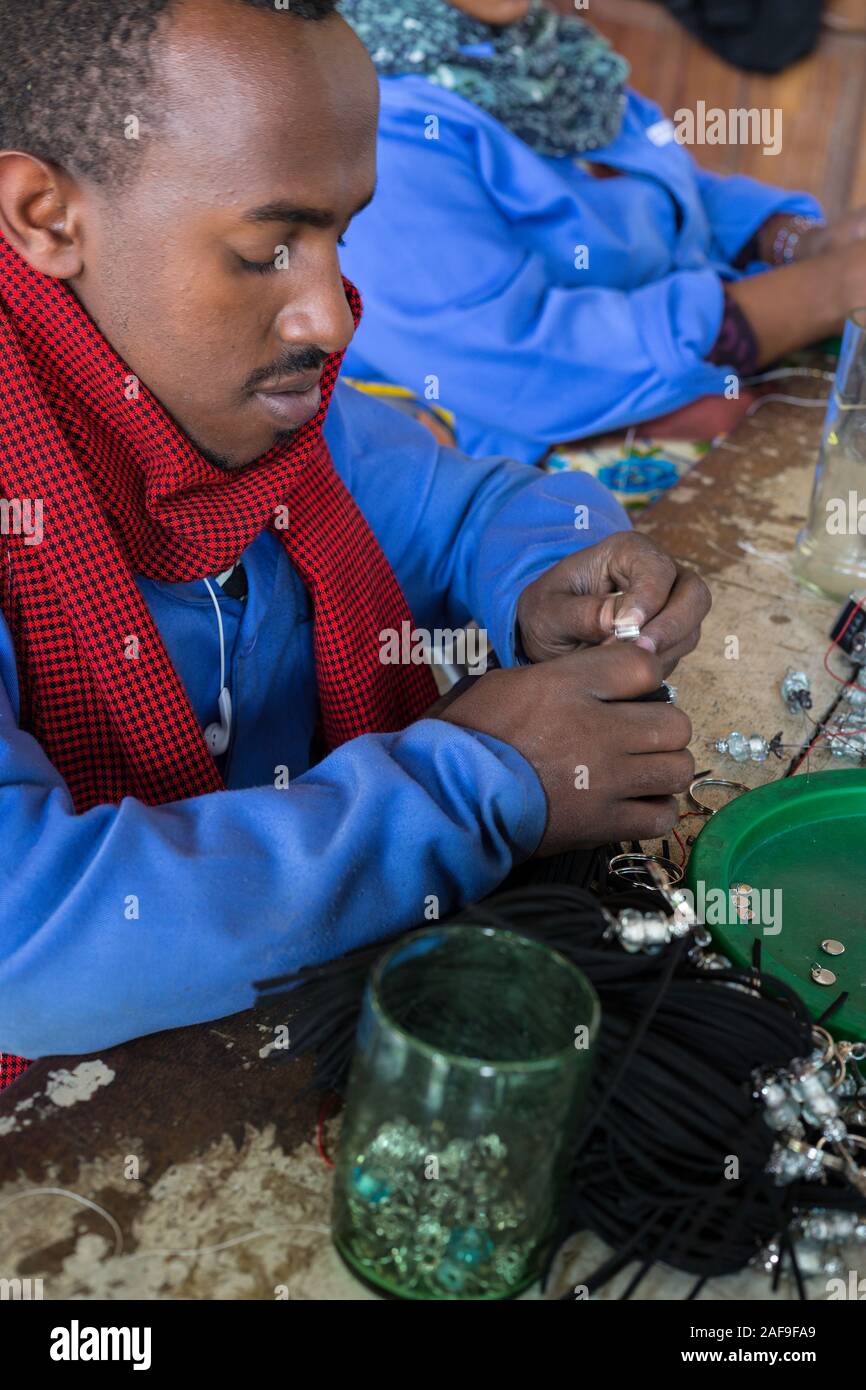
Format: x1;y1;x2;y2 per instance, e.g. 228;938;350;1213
331;925;600;1300
794;308;866;600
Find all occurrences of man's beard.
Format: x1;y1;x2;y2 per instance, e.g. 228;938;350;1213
192;428;296;473
195;343;328;470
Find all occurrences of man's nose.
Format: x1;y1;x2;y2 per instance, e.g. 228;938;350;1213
274;253;356;358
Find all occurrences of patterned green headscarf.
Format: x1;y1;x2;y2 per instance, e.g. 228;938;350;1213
341;0;630;157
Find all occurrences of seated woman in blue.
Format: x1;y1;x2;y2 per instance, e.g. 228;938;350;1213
339;0;866;465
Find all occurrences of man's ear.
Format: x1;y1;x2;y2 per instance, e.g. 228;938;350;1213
0;152;84;279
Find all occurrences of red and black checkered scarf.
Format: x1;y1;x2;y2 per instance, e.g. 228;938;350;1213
0;234;437;1089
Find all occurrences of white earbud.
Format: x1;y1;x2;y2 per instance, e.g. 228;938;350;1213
205;685;233;757
202;577;233;757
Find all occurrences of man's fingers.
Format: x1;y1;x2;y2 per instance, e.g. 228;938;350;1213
560;641;665;701
604;534;678;634
612;701;693;753
614;748;695;798
522;589;614;651
517;537;710;662
637;566;712;655
528;595;704;670
656;631;700;678
611;795;681;842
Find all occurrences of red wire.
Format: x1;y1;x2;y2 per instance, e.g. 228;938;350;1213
317;1093;339;1168
823;597;866;693
672;826;686;866
785;598;866;775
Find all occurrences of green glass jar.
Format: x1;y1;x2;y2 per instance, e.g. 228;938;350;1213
331;925;600;1300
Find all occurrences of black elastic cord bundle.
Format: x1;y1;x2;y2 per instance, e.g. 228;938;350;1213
255;882;862;1298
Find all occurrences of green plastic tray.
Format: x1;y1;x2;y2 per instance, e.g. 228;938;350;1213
685;769;866;1040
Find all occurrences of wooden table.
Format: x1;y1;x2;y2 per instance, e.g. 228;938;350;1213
1;377;860;1300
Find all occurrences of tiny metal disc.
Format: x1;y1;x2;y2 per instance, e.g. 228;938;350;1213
821;939;845;956
685;768;866;1038
811;964;837;986
729;883;754;920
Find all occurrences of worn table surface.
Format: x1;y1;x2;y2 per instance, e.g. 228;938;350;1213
1;376;860;1301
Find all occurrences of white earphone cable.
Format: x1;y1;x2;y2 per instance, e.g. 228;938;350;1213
202;576;226;694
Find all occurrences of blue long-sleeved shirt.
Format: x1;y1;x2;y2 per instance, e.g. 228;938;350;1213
0;382;628;1059
340;84;824;463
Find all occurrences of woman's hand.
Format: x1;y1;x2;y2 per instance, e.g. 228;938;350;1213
727;239;866;368
756;208;866;267
796;207;866;261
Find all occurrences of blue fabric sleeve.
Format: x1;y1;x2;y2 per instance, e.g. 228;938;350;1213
623;88;825;266
341;83;826;457
693;166;825;267
341;126;731;450
1;388;630;1059
326;383;630;664
0;619;545;1058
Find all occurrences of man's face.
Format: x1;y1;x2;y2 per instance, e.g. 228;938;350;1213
73;2;379;469
447;0;533;23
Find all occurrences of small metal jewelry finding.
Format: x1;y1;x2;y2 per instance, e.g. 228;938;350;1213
729;882;754;921
608;851;684;887
614;619;641;642
811;964;837;987
821;939;845;956
688;775;751;817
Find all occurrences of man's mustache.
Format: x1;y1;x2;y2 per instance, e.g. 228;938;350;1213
244;346;329;394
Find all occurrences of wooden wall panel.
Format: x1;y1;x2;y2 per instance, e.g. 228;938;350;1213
736;40;862;210
551;0;866;215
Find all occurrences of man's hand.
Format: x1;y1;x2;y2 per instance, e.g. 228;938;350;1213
516;531;711;677
437;644;694;855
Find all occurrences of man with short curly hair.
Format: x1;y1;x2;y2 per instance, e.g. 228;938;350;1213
0;0;706;1081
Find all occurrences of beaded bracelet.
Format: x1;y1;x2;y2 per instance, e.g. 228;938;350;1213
771;215;824;266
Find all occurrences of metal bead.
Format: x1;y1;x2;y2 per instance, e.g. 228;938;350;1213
761;1082;786;1108
716;731;750;761
644;917;669;946
804;1216;833;1242
768;1146;808;1181
822;1116;848;1142
828;1212;858;1239
802;1146;826;1181
695;951;732;971
755;1239;781;1273
781;669;812;714
790;1239;831;1276
715;732;770;763
765;1101;800;1130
